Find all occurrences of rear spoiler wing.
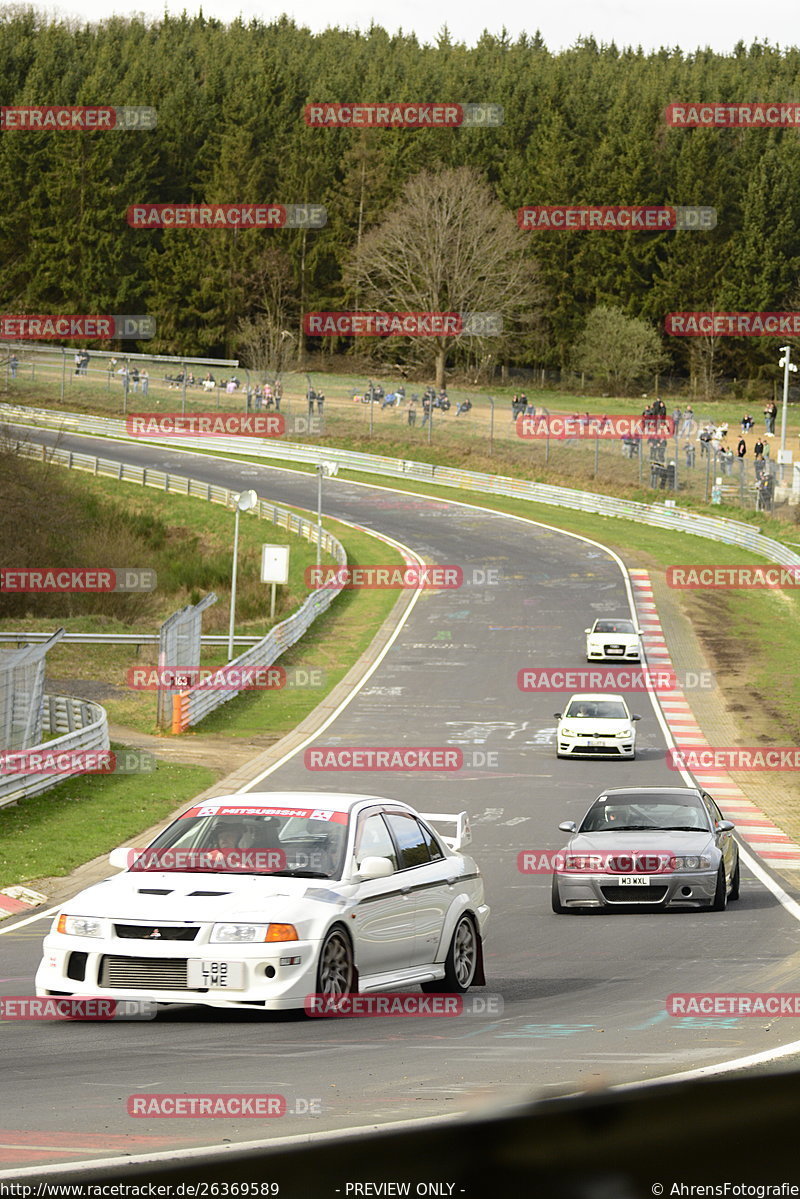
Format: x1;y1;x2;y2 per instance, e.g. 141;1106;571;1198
419;811;471;852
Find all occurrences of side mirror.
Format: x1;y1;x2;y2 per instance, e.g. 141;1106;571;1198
109;846;135;869
356;856;395;881
554;712;562;720
584;628;591;634
632;714;642;721
716;820;735;833
558;821;578;834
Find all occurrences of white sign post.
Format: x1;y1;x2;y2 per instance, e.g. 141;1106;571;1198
261;545;290;621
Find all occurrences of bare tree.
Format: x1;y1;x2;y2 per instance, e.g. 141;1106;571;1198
345;167;541;388
235;246;299;380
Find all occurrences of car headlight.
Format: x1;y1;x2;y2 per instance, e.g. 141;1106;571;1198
615;728;633;738
210;923;299;943
560;727;576;737
673;856;711;870
56;914;104;938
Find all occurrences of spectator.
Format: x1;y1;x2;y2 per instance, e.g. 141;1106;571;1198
699;426;712;457
755;452;766;480
9;354;18;378
737;436;747;458
130;366;140;392
681;405;695;436
456;398;472;416
74;351;82;376
421;395;431;427
722;447;734;475
316;392;325;416
274;379;282;411
684;441;696;469
741;412;754;432
307;389;315;417
264;383;273;408
108;357;117;379
765;401;778;434
407;397;417;426
753;436;765;459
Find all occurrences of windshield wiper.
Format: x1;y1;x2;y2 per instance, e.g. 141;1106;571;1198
666;825;707;833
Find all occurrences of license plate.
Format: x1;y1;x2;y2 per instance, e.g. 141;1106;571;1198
187;960;246;989
619;876;649;886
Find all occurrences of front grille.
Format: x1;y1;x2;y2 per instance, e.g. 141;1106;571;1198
114;924;199;941
573;745;622;755
99;955;189;989
600;885;669;903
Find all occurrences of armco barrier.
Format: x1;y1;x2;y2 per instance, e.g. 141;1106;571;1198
7;437;348;734
0;695;109;809
3;403;800;569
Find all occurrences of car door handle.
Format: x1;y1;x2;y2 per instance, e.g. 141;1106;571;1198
399;887;412;895
446;878;458;887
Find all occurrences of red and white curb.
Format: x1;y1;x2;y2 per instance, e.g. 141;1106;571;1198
0;886;47;917
629;568;800;869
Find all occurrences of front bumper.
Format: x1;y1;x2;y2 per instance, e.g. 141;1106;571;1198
586;642;640;660
557;738;635;758
35;933;321;1010
554;870;718;908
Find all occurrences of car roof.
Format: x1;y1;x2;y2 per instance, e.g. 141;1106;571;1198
566;693;626;702
185;791;410;816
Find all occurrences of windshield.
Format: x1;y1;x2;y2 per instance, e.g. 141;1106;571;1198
135;806;349;879
564;700;629;720
593;620;636;634
579;794;711;833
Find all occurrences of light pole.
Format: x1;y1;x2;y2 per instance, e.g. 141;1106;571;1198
489;396;494;456
316;461;339;567
228;490;258;659
778;346;798;483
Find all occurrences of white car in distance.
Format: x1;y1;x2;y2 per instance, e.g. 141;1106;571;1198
555;693;641;760
585;618;642;661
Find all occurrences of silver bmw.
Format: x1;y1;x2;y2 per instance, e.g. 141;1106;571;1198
551;787;739;913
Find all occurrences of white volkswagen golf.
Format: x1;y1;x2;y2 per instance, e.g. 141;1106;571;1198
35;791;489;1011
555;693;641;759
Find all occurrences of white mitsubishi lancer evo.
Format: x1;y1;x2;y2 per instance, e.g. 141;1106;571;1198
35;792;489;1011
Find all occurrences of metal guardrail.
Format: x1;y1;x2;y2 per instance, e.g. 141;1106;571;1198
4;403;800;570
7;435;348;735
0;633;263;646
0;695;109;809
